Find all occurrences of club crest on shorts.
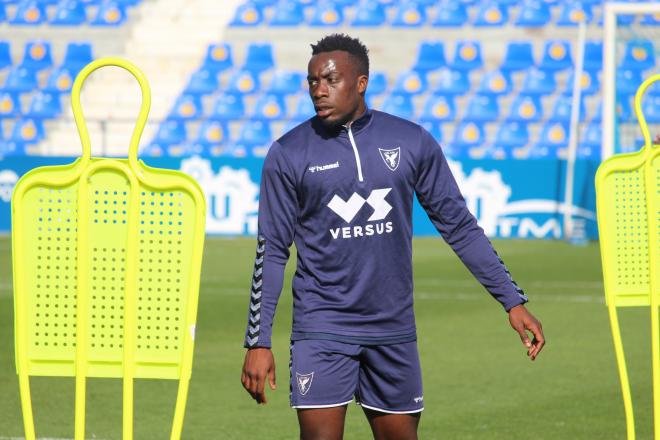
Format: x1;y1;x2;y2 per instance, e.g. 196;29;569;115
379;147;400;171
296;372;314;396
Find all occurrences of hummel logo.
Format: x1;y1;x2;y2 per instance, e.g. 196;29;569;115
308;161;339;173
327;188;392;223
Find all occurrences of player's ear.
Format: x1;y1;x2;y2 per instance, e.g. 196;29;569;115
357;74;368;94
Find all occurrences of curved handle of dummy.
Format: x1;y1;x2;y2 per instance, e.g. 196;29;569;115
634;73;660;152
71;57;151;169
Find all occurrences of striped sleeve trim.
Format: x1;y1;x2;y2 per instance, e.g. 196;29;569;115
489;242;528;303
245;235;265;348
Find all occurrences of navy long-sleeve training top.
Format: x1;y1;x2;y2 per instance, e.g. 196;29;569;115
244;109;528;348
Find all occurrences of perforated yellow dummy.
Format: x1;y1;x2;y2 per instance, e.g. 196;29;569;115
11;58;206;440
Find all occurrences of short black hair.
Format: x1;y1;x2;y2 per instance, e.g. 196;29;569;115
311;33;369;76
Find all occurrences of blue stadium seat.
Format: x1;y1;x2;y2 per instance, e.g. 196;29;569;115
351;0;386;26
141;143;166;157
202;43;233;72
431;0;467;27
494;121;529;149
473;2;508;27
21;41;53;71
236;120;272;149
25;91;61;118
0;91;19;118
51;0;87;25
269;0;305;26
391;1;426;27
420;94;455;122
252;93;287;119
583;40;602;71
267;70;304;95
451;121;485;150
515;0;550;27
640;14;660;26
252;0;278;6
433;68;470;95
450;41;483;71
548;95;586;123
539;40;573;71
413;41;446;72
616;69;643;97
556;2;593;26
520;68;557;95
463;94;499;122
367;71;387;95
3;66;38;92
0;140;29;157
62;42;93;72
292;93;315;119
381;93;414;119
152;120;187;146
506;94;543;122
309;1;344;26
392;70;427;95
477;70;511;96
184;67;219;95
642;95;660;123
243;42;274;73
194;120;229;152
10;118;44;144
620;40;656;71
563;69;599;96
168;94;203;120
209;93;245;120
163;142;204;158
0;42;12;70
0;5;6;22
500;42;535;72
43;66;75;93
90;1;127;26
580;122;601;150
10;1;47;25
333;0;358;6
230;2;263;26
227;69;261;94
533;122;569;155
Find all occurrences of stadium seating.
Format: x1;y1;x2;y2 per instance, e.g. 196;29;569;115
309;2;344;26
184;68;220;95
539;40;573;71
500;42;535;72
450;41;483;71
431;1;468;27
202;43;234;72
420;94;456;122
507;94;543;122
381;93;414;119
515;0;551;27
463;94;499;122
269;0;305;26
391;2;426;27
473;2;508;27
393;70;428;95
620;40;656;71
413;41;446;72
351;0;386;27
210;93;246;120
556;2;593;27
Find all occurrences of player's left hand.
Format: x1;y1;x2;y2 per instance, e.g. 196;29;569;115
508;304;545;361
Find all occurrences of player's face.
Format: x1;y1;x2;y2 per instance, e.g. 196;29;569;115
307;50;368;128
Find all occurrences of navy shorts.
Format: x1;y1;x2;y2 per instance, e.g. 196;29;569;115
289;339;424;414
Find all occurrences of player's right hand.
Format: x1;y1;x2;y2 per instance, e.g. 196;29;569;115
241;347;276;404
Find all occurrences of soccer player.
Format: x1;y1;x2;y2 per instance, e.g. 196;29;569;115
241;34;545;440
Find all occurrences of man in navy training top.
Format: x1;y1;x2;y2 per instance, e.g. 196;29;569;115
241;34;545;440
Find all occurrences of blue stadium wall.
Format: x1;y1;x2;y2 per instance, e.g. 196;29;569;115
0;155;598;239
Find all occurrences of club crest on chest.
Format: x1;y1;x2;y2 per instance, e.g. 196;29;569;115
379;147;400;171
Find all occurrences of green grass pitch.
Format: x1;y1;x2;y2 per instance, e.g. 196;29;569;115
0;236;655;439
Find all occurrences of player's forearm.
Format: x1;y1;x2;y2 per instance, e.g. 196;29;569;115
243;238;287;348
446;213;528;311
